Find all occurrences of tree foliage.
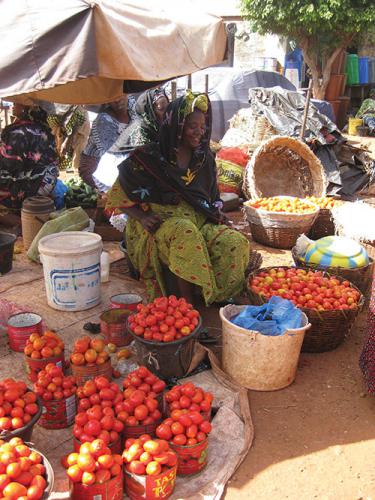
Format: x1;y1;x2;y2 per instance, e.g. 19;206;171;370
240;0;375;98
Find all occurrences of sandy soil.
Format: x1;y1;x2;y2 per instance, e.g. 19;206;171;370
1;211;374;499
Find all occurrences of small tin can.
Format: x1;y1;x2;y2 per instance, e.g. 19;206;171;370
110;293;143;311
100;309;133;346
7;312;43;352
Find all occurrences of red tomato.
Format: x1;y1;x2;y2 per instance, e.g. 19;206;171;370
172;434;187;446
171;422;184;435
156;423;173;441
146;461;161;476
134;405;149;421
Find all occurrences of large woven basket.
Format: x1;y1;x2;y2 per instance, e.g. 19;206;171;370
291;247;374;296
243;136;327;200
247;266;364;353
243;197;319;249
308;208;336;240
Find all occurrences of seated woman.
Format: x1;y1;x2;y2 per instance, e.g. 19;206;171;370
92;88;169;194
0;103;58;220
124;87;169;145
106;91;250;305
356;88;375;136
79;94;136;189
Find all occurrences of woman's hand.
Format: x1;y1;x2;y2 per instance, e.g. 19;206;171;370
139;213;163;233
219;212;233;227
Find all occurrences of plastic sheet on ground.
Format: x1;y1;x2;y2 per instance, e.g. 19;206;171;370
170;348;253;500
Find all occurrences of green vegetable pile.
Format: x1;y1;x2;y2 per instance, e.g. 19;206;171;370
64;178;98;208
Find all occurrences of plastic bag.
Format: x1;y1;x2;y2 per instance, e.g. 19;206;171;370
230;296;302;336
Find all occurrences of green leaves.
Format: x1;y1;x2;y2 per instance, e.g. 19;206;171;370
240;0;375;43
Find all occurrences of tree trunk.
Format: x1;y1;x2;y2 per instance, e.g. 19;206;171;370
300;38;344;100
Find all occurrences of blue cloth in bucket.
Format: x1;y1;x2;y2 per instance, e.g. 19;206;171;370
230;296;302;336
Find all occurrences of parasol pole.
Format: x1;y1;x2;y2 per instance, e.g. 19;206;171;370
300;79;313;140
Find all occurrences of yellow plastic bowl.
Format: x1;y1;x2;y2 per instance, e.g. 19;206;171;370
304;236;369;269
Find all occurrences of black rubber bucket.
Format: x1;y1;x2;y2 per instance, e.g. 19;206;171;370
0;232;16;275
128;319;202;379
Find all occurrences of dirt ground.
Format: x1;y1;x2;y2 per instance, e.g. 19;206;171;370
1;209;375;499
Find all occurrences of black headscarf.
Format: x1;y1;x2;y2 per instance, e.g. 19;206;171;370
118;91;221;222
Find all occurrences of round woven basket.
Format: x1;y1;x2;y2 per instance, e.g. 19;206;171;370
246;266;364;353
291;247;374;296
308;208;336;240
243;136;327;200
243;197;319;249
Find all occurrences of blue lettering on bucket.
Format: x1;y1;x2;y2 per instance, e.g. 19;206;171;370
49;263;100;308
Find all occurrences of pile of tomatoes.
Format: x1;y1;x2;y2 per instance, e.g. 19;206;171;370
70;336;110;367
117;367;164;427
123;367;166;398
33;364;77;402
248;196;318;214
156;410;212;446
23;331;64;360
128;296;200;343
249;267;361;311
74;377;124;445
164;382;213;415
306;196;342;210
63;439;122;486
0;379;39;432
123;435;177;476
0;437;48;499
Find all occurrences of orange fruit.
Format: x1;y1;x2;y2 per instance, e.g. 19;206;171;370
67;464;83;483
82;471;96;486
70;353;85;366
2;482;28;499
84;349;97;364
90;339;105;353
77;454;96;473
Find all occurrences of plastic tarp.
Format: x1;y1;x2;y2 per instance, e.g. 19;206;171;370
169;69;296;142
0;0;227;105
230;296;302;335
248;87;339;144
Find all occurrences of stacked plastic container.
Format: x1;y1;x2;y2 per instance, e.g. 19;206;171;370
346;54;359;85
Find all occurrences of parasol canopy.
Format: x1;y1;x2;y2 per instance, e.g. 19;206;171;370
0;0;227;104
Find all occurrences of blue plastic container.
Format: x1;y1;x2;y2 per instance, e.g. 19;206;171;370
359;57;369;84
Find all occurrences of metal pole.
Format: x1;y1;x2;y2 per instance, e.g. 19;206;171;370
300;79;313;140
205;74;209;95
171;81;177;100
187;74;192;90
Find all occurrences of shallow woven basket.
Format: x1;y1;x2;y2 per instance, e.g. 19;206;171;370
243;197;319;250
291;247;374;296
243;136;327;200
247;266;364;353
308;208;336;240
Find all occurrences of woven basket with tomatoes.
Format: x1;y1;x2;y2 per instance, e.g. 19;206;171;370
247;266;364;353
243;196;319;249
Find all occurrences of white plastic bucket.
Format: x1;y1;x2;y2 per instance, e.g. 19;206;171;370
220;305;311;391
38;232;103;311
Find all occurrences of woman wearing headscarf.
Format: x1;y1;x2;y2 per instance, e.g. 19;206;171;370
79;94;136;188
92;88;169;193
106;91;250;305
0;103;58;211
125;87;169;145
356;88;375;135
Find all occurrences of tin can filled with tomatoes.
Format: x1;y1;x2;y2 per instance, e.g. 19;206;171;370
7;312;43;352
